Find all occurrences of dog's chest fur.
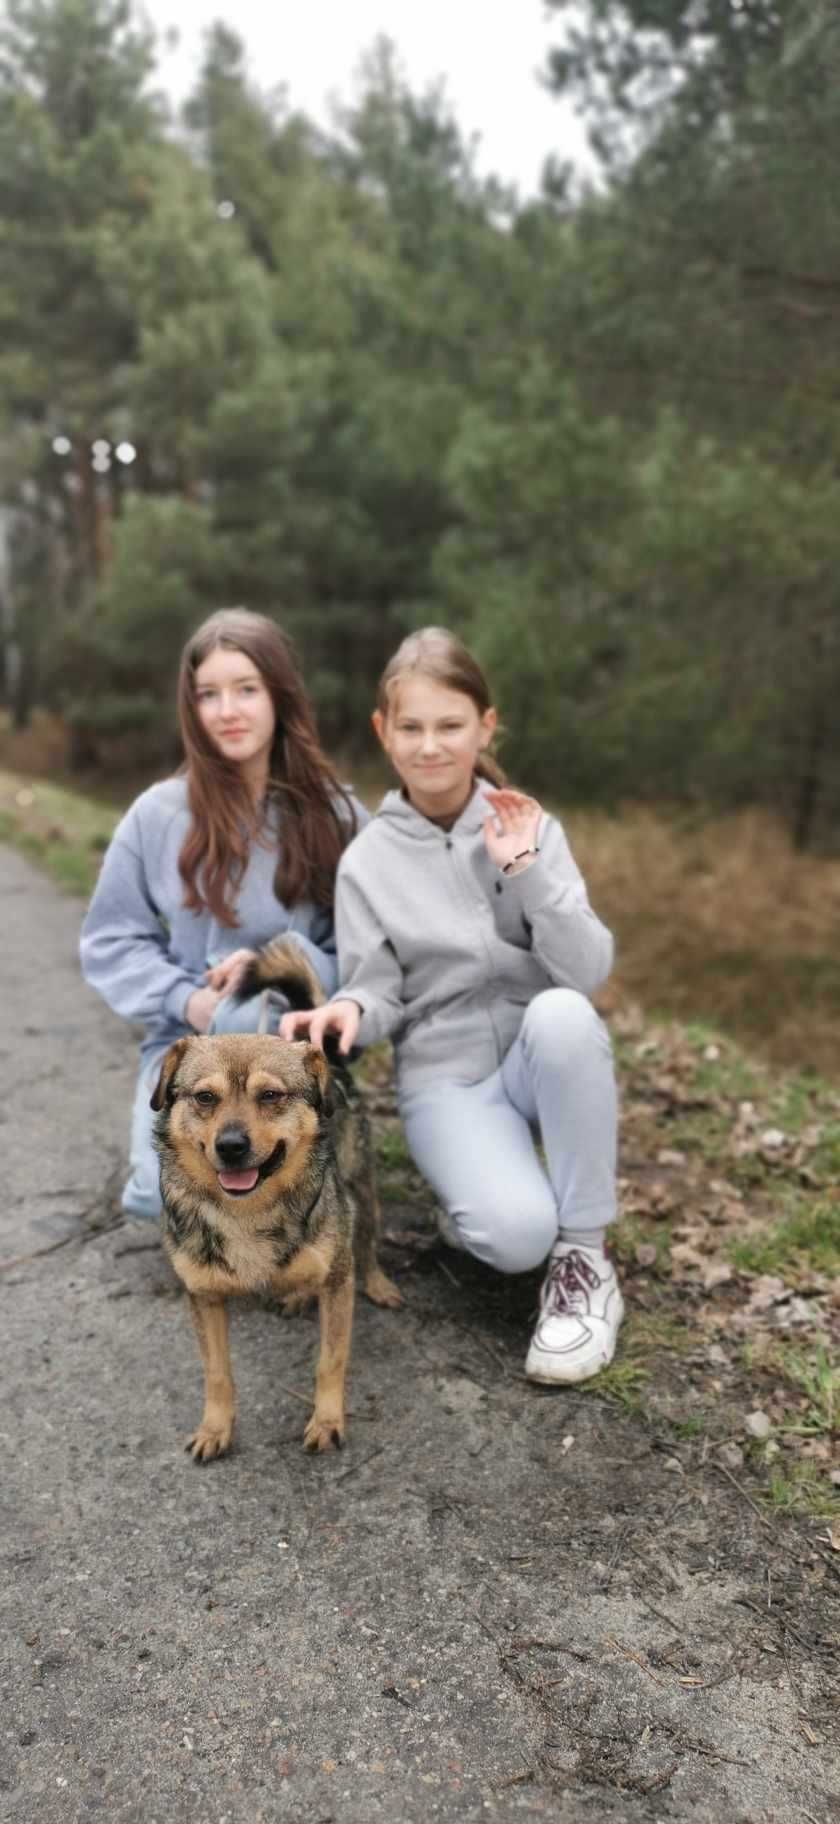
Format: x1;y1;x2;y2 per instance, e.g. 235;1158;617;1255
198;1204;277;1287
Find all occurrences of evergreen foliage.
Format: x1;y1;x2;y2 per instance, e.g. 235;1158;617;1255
2;1;840;843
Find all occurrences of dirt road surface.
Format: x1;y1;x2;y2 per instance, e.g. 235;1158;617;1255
1;843;838;1823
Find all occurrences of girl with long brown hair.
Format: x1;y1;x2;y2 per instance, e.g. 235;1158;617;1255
282;626;624;1387
80;608;362;1222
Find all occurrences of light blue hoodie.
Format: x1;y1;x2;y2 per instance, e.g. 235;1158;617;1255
80;776;365;1057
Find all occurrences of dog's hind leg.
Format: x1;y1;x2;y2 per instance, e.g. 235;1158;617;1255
303;1269;354;1452
349;1127;401;1309
186;1294;236;1463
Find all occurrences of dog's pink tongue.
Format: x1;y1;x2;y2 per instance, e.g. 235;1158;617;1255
217;1168;259;1194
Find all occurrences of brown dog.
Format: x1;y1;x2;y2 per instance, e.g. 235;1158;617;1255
151;1032;400;1462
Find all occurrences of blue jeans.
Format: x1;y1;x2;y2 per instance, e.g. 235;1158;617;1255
121;936;337;1222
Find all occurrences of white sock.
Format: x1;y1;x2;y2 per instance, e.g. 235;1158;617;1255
557;1227;608;1254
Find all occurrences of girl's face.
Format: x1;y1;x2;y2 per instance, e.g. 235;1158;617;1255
194;645;276;778
373;676;496;818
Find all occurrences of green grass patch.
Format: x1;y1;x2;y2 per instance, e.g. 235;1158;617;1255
376;1129;413;1172
728;1197;840;1278
583;1354;649;1413
763;1462;840;1521
580;1308;693;1413
679;1021;765;1100
0;770;119;899
811;1123;840;1181
670;1414;706;1438
776;1340;838;1439
612;1216;673;1272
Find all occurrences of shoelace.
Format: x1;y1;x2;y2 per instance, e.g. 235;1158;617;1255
543;1249;602;1316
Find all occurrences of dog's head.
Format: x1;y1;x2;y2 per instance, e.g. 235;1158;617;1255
151;1034;335;1202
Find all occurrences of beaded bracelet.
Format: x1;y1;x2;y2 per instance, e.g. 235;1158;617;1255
501;845;540;875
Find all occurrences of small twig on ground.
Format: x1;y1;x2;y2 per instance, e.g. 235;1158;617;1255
676;1661;744;1692
604;1635;667;1687
781;1631;807;1709
434;1255;462;1290
600;1522;634;1589
493;1768;536;1791
458;1587;506;1652
630;1584;683;1634
507;1637;591;1663
713;1461;771;1527
658;1722;753;1769
335;1444;387;1486
275;1382;315;1409
446;1311;514;1380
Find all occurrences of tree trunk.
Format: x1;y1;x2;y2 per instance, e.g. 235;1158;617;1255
791;701;827;852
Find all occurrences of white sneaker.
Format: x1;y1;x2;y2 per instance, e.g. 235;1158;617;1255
526;1243;624;1385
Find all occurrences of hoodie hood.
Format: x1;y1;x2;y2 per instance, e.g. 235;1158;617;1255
375;779;494;841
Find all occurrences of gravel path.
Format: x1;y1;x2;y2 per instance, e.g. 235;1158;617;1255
1;843;838;1823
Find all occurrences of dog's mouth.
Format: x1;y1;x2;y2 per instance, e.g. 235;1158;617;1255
216;1138;287;1197
217;1167;260;1196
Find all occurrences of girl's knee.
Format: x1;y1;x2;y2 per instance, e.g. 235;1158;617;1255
458;1199;556;1275
522;987;610;1057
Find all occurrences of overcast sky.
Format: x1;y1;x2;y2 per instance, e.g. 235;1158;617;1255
144;1;589;196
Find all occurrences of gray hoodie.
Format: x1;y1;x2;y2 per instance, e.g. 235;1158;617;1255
79;776;364;1057
335;781;614;1094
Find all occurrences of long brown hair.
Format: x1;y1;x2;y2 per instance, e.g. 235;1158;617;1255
177;609;356;924
377;626;506;786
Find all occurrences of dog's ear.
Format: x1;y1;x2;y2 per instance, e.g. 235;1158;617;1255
303;1045;336;1117
150;1038;190;1111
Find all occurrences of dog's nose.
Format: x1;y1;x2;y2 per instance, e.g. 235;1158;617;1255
215;1125;252;1165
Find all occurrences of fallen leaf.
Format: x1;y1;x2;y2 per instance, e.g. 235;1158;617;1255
702;1262;734;1291
670;1243;705;1278
760;1129;787;1151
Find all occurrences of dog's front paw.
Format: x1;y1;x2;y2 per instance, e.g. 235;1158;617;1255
186;1419;234;1463
303;1411;345;1452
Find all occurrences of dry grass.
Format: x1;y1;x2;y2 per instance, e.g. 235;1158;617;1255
566;804;840;1077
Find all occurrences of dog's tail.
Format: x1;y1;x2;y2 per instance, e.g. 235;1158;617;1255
235;936;326;1011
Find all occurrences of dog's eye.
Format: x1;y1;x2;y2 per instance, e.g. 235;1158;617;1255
258;1089;286;1105
193;1090;218;1108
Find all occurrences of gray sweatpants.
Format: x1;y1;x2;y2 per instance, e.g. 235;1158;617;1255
399;988;617;1274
